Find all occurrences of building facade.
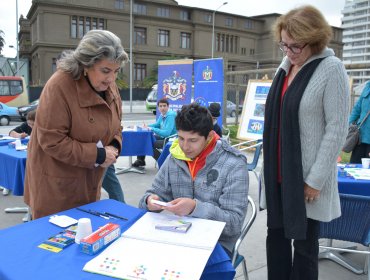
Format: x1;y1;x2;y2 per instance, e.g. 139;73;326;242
20;0;344;87
342;0;370;86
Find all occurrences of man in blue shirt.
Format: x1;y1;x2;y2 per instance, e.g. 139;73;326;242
133;98;177;167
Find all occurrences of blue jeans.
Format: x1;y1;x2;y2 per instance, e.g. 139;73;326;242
102;165;125;203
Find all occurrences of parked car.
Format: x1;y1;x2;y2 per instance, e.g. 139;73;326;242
18;99;39;121
145;84;158;115
0;102;21;126
226;100;237;117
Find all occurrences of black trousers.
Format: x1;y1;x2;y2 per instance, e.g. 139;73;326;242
266;218;320;280
137;135;164;161
350;143;370;163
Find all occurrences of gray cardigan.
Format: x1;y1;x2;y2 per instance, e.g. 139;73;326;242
278;48;349;222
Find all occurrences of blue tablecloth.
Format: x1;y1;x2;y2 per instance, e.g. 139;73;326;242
0;145;27;195
0;136;28;146
121;130;156;156
0;199;235;280
338;165;370;196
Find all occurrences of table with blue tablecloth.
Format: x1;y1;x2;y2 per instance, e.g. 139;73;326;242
117;130;156;174
0;145;27;196
0;199;235;280
338;165;370;196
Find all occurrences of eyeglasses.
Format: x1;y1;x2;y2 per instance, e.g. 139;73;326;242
278;42;307;54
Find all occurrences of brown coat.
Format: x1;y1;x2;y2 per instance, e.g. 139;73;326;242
24;71;122;219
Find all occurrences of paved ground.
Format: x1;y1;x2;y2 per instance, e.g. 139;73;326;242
0;102;368;279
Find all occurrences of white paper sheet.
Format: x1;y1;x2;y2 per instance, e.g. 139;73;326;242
83;237;211;280
122;212;225;250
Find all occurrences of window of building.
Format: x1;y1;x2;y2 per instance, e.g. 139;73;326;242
250;49;255;55
86;17;91;33
158;29;169;47
180;10;191;21
216;33;238;54
115;0;124;9
241;47;246;55
180;32;191;49
157;7;170;17
52;57;57;73
204;13;212;23
134;3;147;15
134;63;146;81
79;16;84;38
134;27;147;45
71;16;105;38
225;18;233;27
71;16;77;38
244;20;253;29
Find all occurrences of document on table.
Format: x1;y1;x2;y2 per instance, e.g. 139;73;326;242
344;168;370;180
83;237;211;280
83;212;226;280
122;212;225;250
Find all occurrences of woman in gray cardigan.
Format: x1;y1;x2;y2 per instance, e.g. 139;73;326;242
263;5;349;280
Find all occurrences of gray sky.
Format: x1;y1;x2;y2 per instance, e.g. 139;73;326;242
0;0;346;57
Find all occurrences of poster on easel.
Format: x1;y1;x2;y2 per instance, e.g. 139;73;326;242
237;79;272;140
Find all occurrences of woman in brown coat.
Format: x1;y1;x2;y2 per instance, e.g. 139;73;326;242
24;30;128;219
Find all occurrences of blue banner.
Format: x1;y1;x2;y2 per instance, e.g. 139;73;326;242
157;59;193;115
193;58;224;127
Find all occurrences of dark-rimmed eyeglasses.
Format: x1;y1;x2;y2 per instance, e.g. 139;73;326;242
278;42;307;54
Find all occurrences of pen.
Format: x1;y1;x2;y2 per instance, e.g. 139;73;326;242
76;208;110;220
103;212;128;221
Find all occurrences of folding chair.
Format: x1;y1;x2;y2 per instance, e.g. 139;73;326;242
319;193;370;279
232;139;263;181
231;195;257;280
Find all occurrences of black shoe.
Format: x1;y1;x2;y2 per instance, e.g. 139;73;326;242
132;159;146;167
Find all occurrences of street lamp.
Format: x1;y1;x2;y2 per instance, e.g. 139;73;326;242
211;2;228;58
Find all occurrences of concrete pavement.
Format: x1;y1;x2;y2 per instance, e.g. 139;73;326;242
0;105;368;279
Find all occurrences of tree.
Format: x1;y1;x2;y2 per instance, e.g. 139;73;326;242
0;30;5;55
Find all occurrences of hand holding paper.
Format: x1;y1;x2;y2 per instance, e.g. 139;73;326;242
164;197;196;216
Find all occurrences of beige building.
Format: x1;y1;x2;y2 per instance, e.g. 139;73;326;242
19;0;344;87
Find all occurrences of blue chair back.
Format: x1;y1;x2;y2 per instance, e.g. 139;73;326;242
319;193;370;246
246;139;262;172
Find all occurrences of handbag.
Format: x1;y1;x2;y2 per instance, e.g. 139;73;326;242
342;110;370;153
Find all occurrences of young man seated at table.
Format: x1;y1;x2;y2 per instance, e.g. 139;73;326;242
138;103;249;256
133;98;177;167
1;110;36;196
9;109;36;139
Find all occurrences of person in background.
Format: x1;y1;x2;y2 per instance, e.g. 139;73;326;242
133;98;177;167
263;6;349;280
1;110;37;195
9;109;36;139
348;81;370;163
24;30;128;219
208;102;222;137
102;164;124;202
139;103;249;256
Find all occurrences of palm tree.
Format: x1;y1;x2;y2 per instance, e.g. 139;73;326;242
0;30;5;55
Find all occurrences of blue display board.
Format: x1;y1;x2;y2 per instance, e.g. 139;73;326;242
193;58;224;127
157;59;193;114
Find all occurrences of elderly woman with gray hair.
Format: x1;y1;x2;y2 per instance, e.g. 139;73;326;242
24;30;128;219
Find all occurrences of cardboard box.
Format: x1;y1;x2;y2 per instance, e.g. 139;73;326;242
80;223;120;255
